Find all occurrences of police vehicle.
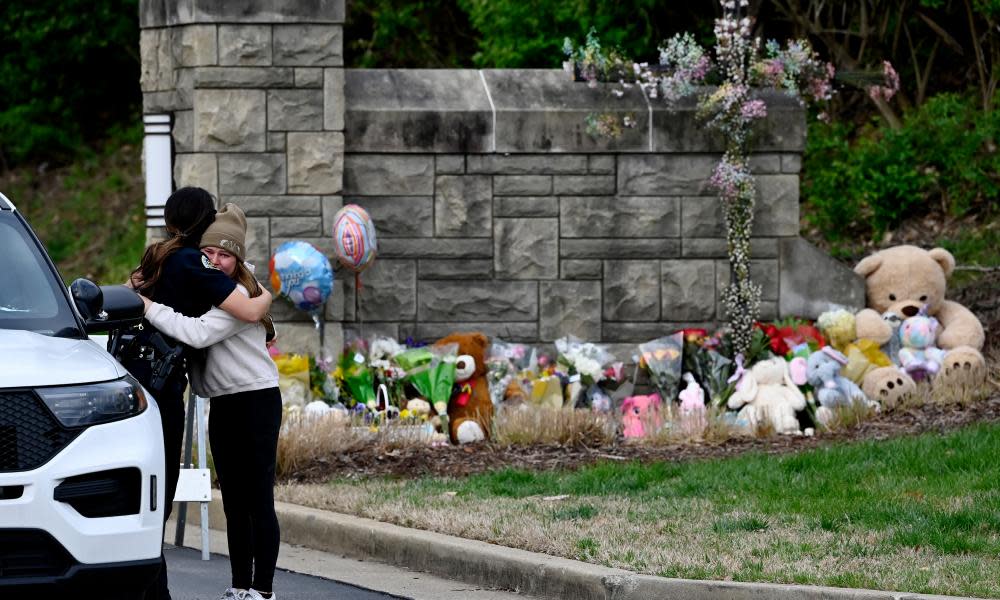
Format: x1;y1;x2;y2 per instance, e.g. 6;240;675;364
0;192;164;597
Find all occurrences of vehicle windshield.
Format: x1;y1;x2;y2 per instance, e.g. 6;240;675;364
0;211;82;337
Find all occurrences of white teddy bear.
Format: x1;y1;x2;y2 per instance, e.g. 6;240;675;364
727;357;806;435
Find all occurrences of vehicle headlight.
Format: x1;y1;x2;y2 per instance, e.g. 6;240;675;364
36;375;148;428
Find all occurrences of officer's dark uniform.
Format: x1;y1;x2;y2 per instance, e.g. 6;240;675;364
121;246;236;600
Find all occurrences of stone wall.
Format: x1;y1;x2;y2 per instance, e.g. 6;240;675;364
139;2;863;354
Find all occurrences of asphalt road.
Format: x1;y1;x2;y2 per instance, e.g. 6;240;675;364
164;545;402;600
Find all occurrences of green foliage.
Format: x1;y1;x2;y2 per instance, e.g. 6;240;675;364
0;0;140;166
345;0;478;67
3;124;146;284
803;93;1000;239
457;0;662;68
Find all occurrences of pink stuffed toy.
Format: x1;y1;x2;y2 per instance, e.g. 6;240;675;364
621;393;662;438
678;373;707;436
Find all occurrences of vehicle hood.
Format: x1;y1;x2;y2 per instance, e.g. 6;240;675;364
0;329;126;388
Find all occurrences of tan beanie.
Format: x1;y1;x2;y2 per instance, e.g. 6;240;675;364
200;203;247;261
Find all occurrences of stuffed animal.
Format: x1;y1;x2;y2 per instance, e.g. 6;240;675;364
727;357;806;435
678;373;707;436
854;246;986;398
435;332;493;444
806;347;875;417
622;393;662;438
898;312;947;381
816;309;857;353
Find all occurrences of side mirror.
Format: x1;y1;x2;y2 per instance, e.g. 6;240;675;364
70;279;103;321
71;279;144;333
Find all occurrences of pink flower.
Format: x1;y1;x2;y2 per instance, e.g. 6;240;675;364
740;99;767;120
868;60;900;102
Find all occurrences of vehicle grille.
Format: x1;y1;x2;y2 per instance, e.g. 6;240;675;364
0;529;74;579
0;391;80;472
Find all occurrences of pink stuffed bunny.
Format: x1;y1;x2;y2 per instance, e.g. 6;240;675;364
621;393;662;438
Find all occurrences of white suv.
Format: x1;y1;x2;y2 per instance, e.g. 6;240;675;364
0;192;164;597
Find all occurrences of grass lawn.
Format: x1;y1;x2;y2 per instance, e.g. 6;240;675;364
277;422;1000;598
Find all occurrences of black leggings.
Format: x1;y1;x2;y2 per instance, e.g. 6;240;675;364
123;358;187;600
209;387;282;592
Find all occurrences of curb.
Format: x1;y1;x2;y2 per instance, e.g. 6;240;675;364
179;495;975;600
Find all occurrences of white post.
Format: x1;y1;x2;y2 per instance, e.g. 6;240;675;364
196;395;210;561
143;114;172;228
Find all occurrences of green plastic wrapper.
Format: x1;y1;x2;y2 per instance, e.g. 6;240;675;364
394;343;457;413
339;349;375;407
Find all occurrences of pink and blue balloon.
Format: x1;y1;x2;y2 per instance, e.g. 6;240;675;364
333;204;377;273
269;241;334;314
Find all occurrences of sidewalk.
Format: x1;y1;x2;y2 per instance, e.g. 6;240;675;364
176;494;979;600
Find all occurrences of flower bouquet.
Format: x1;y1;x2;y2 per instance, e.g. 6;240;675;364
639;333;684;413
369;336;408;409
337;342;376;409
394;343;458;420
273;353;313;408
486;340;533;406
555;336;614;408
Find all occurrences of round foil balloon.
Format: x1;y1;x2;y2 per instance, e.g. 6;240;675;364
268;241;334;314
333;204;377;273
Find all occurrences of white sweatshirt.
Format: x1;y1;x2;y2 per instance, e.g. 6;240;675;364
144;284;279;398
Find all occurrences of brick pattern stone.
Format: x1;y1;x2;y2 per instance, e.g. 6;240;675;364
141;14;837;345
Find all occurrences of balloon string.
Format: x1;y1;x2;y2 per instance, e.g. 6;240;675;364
355;272;362;293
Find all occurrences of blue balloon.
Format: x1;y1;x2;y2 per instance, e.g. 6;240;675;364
269;241;334;314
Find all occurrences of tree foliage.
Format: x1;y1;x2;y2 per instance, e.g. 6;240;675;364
0;0;140;168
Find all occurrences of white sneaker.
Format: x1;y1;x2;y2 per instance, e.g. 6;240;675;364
246;590;275;600
219;588;249;600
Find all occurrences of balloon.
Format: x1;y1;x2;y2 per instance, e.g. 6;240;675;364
332;204;377;273
268;241;334;314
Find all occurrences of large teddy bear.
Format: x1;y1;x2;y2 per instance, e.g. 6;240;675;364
854;246;986;402
435;332;494;444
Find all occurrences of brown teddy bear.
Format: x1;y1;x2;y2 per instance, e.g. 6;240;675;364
435;332;494;444
854;245;986;402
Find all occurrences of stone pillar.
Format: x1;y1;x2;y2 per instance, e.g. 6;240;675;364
139;0;346;356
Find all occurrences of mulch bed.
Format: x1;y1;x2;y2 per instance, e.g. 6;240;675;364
283;264;999;484
285;390;1000;482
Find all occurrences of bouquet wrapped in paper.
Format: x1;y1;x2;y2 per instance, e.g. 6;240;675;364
486;340;533;406
273;353;313;408
555;336;615;408
394;343;458;418
639;333;684;408
369;336;408;409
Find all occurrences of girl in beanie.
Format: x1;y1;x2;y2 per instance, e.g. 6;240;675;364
140;203;282;600
126;187;272;600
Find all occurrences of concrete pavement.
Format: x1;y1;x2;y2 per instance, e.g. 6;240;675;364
174;496;979;600
167;515;533;599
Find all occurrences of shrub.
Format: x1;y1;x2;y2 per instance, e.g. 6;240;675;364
803;93;1000;240
0;0;140;166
